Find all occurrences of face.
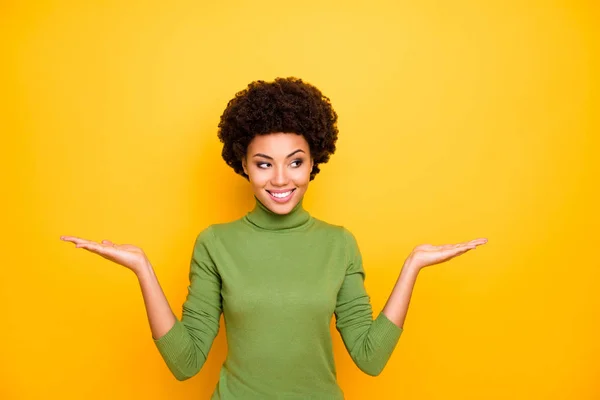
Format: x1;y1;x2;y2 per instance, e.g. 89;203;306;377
242;132;314;215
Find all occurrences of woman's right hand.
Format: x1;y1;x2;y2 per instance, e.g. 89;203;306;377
60;235;150;276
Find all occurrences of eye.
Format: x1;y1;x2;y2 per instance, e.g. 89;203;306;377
256;160;303;169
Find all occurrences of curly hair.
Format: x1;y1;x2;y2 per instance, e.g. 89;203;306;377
217;77;339;181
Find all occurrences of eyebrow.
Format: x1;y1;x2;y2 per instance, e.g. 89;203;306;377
252;149;305;160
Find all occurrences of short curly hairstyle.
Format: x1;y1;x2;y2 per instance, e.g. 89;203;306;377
217;77;339;181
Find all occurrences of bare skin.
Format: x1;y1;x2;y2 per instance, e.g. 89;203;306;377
60;131;488;340
382;238;488;329
59;236;176;340
59;235;488;339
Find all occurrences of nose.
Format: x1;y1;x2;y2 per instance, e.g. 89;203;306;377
271;164;288;187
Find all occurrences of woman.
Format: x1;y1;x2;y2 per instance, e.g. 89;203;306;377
60;77;487;399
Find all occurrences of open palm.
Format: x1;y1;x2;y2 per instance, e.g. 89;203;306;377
60;235;149;275
408;238;488;270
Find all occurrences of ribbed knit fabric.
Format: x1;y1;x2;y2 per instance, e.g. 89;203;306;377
153;195;403;399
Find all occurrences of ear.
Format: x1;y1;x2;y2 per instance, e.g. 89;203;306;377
242;157;248;175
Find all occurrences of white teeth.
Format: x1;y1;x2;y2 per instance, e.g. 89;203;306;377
270;190;292;198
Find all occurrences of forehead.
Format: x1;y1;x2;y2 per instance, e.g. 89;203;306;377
248;132;309;154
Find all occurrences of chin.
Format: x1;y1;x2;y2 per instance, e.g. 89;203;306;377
270;203;296;215
264;199;296;215
259;189;302;215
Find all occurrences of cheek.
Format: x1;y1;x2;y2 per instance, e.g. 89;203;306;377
293;167;312;185
247;167;268;185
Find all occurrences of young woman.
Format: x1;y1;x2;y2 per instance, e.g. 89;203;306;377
60;77;487;399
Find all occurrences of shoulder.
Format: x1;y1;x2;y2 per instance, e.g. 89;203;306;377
194;217;247;243
310;218;362;268
310;216;357;246
193;224;216;246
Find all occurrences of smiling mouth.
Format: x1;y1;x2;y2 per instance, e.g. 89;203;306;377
266;188;296;199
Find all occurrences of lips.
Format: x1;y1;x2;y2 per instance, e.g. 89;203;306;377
266;189;296;194
265;188;296;202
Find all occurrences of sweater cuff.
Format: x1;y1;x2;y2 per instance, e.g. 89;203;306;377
153;318;188;361
372;312;403;347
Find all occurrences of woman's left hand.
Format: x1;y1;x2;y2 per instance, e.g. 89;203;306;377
405;238;488;271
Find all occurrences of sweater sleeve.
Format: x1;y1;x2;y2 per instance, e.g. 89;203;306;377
153;226;223;381
334;228;403;376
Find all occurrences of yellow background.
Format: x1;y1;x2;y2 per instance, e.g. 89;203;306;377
1;0;598;399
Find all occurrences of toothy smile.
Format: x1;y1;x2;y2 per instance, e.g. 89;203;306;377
270;191;292;198
266;189;296;202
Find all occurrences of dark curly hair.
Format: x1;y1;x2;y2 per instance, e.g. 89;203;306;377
217;77;339;181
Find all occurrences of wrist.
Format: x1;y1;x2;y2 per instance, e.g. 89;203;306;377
402;255;422;274
135;261;155;281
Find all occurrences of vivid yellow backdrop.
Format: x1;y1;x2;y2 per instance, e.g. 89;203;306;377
1;0;598;399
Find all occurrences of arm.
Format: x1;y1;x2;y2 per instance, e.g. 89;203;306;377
382;237;489;328
334;229;403;377
59;229;223;381
381;261;419;329
136;264;177;341
335;230;487;376
151;227;223;381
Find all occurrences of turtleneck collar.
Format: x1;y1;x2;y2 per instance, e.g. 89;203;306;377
244;195;312;231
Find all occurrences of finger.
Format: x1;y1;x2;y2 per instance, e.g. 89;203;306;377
460;245;478;253
449;243;473;249
438;243;461;250
432;239;486;251
455;240;484;248
101;240;116;246
469;238;488;245
439;243;471;251
76;241;117;255
466;241;485;249
61;236;96;245
447;246;475;257
75;242;102;250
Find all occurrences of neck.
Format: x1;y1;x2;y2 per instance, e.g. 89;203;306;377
245;195;311;230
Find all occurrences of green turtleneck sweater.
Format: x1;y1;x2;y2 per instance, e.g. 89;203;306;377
153;196;403;399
